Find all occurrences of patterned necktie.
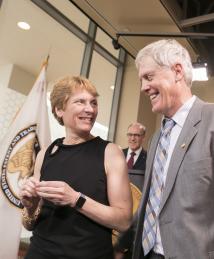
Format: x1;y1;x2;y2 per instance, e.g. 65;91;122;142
127;151;136;169
142;118;175;255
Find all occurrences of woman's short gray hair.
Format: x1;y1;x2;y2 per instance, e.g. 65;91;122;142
135;39;193;87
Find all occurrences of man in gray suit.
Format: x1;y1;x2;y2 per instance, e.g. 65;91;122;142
129;39;214;259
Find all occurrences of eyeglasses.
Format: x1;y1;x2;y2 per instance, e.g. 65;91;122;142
127;133;143;138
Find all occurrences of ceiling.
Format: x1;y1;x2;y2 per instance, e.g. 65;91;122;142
0;0;213;84
0;0;88;90
70;0;214;76
161;0;214;75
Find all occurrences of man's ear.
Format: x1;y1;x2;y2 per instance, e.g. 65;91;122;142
173;63;184;82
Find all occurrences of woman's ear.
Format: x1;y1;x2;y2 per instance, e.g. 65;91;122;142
55;107;64;118
173;63;184;82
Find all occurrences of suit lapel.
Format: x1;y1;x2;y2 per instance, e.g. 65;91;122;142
159;98;203;212
134;152;142;167
123;148;128;157
134;149;146;169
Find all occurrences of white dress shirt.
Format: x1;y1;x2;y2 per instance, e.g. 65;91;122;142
127;147;143;165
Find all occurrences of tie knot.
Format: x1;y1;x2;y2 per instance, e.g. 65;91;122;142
162;118;175;135
130;151;136;157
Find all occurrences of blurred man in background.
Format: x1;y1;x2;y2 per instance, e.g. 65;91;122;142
123;122;147;171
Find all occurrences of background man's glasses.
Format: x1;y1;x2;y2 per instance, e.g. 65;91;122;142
127;133;143;138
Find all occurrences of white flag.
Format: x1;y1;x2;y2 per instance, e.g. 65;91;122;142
0;62;51;259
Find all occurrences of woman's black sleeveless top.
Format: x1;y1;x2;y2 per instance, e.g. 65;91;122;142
30;137;113;259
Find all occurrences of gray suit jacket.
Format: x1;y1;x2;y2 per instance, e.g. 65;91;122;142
132;97;214;259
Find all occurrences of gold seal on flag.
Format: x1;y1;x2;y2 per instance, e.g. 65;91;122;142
1;125;40;208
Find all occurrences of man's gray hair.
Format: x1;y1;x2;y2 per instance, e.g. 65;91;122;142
135;39;193;87
128;122;146;135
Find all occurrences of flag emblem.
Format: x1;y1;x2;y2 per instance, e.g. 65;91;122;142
1;125;40;208
0;60;51;259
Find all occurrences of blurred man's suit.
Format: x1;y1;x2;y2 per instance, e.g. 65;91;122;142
123;148;146;170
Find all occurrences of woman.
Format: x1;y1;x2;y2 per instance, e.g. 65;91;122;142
20;76;132;259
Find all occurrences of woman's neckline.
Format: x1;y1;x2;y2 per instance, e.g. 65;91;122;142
59;135;98;147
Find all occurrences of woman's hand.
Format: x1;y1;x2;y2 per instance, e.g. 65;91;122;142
35;181;79;207
20;177;41;213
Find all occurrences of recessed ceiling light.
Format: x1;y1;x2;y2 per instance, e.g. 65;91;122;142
110;85;115;90
17;21;30;30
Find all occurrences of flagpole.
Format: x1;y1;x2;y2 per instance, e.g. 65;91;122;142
42;54;49;69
